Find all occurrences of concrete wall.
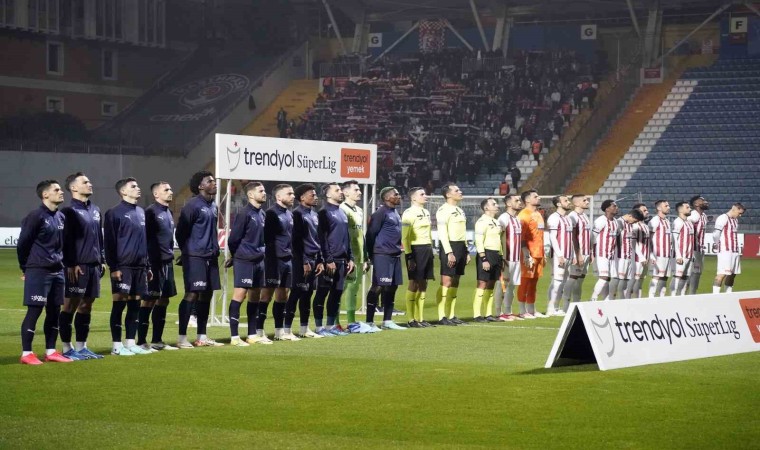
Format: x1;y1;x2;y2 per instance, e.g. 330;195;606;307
0;42;310;226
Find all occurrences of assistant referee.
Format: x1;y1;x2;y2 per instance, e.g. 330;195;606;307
401;187;434;328
435;183;470;326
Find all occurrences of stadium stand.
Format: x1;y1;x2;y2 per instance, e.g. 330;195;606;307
596;56;760;228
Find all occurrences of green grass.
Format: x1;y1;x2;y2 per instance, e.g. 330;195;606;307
1;249;758;449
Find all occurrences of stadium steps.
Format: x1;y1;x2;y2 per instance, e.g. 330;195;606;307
239;79;319;137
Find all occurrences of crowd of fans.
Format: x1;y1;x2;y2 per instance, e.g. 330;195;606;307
279;48;602;195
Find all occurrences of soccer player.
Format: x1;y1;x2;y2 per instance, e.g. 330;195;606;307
401;187;434;328
627;203;651;299
59;172;105;360
104;177;153;355
712;203;745;294
590;200;619;302
562;195;592;308
140;181;178;351
226;182;267;346
339;180;371;333
610;208;645;300
671;201;695;296
175;171;223;347
435;183;469;325
497;194;523;321
648;200;673;298
315;182;356;334
18;180;71;364
687;196;709;294
473;198;503;322
546;195;573;315
365;187;406;331
259;184;296;342
517;190;545;318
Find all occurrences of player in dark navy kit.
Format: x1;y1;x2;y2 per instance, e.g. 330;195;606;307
283;184;323;340
313;182;355;336
59;172;105;360
18;180;72;365
365;187;407;331
104;178;153;356
225;181;267;347
175;171;223;348
256;184;295;343
138;182;178;351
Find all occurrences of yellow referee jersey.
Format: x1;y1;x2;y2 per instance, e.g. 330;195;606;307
401;204;432;254
474;214;503;254
436;203;467;254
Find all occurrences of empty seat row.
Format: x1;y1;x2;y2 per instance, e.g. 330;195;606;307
661;130;760;139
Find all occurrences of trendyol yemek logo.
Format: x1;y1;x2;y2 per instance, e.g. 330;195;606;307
739;297;760;343
340;148;371;179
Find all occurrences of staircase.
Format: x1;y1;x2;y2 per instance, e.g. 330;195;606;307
240;79;318;137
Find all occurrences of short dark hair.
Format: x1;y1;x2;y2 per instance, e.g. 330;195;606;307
689;195;704;207
734;202;746;211
64;172;85;192
244;181;262;195
520;189;537;203
630;209;645;221
340;180;359;190
380;186;397;200
552;195;565;207
480;197;494;211
320;182;339;197
503;194;520;204
408;187;425;199
150;181;169;193
601;199;616;212
273;184;292;197
114;177;137;196
294;184;315;201
675;201;688;211
189;170;213;195
632;203;646;211
570;194;586;200
36;180;59;199
441;183;457;199
655;199;668;208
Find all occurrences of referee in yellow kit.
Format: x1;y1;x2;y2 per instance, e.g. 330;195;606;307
401;187;434;328
435;183;470;326
473;198;503;322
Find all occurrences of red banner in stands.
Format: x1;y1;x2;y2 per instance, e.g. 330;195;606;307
742;234;760;259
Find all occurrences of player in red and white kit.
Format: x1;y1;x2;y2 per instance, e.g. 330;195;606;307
712;203;745;294
648;200;673;297
671;201;695;296
687;196;709;294
562;195;592;308
627;203;650;299
497;194;523;321
591;200;619;302
546;195;574;315
610;208;645;299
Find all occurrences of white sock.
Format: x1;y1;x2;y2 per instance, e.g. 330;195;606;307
712;285;721;294
526;303;535;314
518;301;526;314
316;326;324;332
75;341;85;351
607;278;620;300
383;320;393;326
506;287;515;314
725;286;733;293
274;328;283;338
231;335;239;340
591;279;608;301
300;325;308;335
125;339;135;348
62;342;72;353
688;272;701;295
649;279;658;297
46;349;56;356
562;278;576;306
178;334;188;343
257;329;265;337
198;334;207;341
658;280;667;296
573;277;584;301
22;351;33;357
676;278;688;296
112;342;123;351
547;279;563;312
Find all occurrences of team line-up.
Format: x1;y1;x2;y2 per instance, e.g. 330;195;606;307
16;170;746;364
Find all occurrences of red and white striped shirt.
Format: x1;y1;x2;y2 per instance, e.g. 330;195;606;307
714;213;739;253
616;221;634;259
568;211;591;256
547;212;573;259
688;210;707;252
498;212;522;262
649;215;673;258
633;221;651;262
593;215;619;259
672;217;695;259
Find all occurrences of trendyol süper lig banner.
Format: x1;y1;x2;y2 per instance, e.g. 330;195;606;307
215;134;377;184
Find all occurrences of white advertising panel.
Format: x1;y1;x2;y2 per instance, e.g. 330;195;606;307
0;227;21;247
546;292;760;371
215;134;377;184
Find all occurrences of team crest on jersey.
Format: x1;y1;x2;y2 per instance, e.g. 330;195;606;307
93;211;101;222
171;74;250;110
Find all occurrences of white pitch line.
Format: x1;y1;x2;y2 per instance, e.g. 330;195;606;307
463;324;559;330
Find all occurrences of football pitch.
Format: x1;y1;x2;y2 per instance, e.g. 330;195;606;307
0;249;757;449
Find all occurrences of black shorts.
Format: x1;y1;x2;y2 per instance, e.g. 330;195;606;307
372;254;403;286
476;250;503;282
182;256;221;292
265;257;292;289
24;268;65;306
292;255;318;292
406;245;434;281
439;241;468;277
110;267;149;297
318;259;349;291
65;264;102;299
146;261;177;299
233;258;265;289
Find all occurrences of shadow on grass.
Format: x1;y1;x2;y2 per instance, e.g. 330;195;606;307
516;364;600;375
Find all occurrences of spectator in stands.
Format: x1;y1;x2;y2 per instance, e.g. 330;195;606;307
276;108;287;138
531;139;543;162
511;166;521;191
